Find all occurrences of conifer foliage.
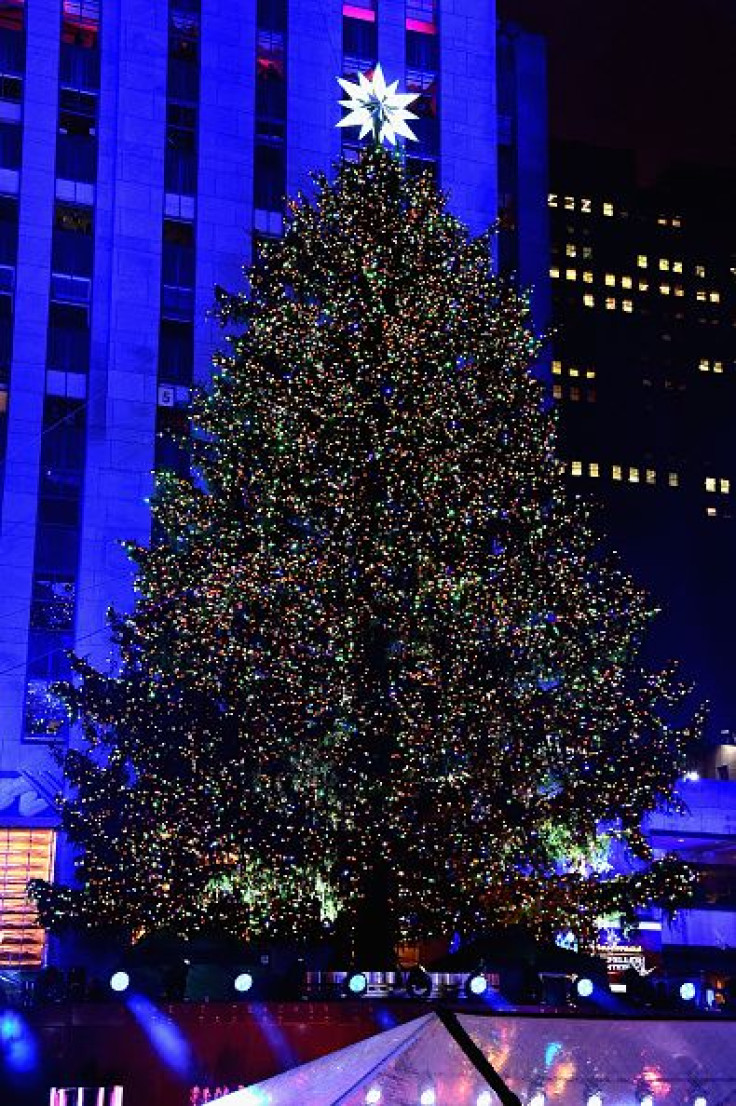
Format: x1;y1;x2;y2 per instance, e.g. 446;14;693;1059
31;150;699;949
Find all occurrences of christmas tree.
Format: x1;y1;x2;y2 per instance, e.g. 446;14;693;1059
31;145;700;953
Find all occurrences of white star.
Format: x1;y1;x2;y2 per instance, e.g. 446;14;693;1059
336;63;419;146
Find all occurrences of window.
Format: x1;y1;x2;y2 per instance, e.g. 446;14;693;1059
602;201;614;216
629;467;639;483
551;360;562;375
570;386;580;401
668;472;679;487
257;0;287;31
710;291;721;303
673;260;683;273
696;290;706;302
699;358;709;372
62;0;99;48
622;300;633;313
569;367;579;378
582;246;592;260
47;304;89;373
695;264;706;278
552;383;562;400
256;29;285;122
637;255;647;268
30;576;75;631
565;268;576;281
707;506;717;518
612;465;622;481
621;275;632;289
638;280;649;292
674;286;684;297
589;462;599;477
344;15;377;74
646;469;656;485
0;829;55;967
565;243;576;258
51;203;93;280
714;361;724;374
585;369;596;380
159;319;193;385
604;273;615;287
583;293;594;308
563;195;574;210
581;197;592;213
254;140;285;212
721;479;730;494
605;297;616;310
659;258;669;271
582;270;593;283
0;119;20;170
571;460;582;476
547;193;558;208
549;266;559;279
165;103;196;194
659;284;670;295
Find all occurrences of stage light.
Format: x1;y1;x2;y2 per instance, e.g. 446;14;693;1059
419;1090;436;1106
466;973;488;997
576;977;594;998
693;1096;706;1106
234;972;254;994
529;1093;545;1106
365;1088;382;1104
587;1093;603;1106
109;971;130;993
680;982;696;1002
477;1092;492;1106
640;1095;653;1106
406;967;432;1000
347;971;368;996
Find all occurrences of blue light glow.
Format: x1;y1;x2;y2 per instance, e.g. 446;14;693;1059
109;970;130;993
680;982;696;1002
468;973;488;996
234;972;254;993
348;972;368;995
0;1009;37;1074
576;977;594;998
126;994;193;1078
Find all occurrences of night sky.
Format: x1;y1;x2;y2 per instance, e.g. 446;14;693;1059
498;0;736;182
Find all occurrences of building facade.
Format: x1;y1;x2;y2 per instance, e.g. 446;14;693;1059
0;0;548;966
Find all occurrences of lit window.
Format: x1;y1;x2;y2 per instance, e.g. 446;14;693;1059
564;195;575;210
621;275;633;289
589;462;599;477
548;193;558;208
585;370;596;380
629;467;639;483
603;201;614;217
638;280;649;292
721;479;730;494
552;384;562;399
605;297;616;310
622;299;633;313
582;246;593;259
604;273;616;287
710;291;721;303
0;829;56;968
637;255;647;268
646;469;656;485
566;243;577;257
659;259;669;271
569;367;579;377
705;477;716;493
581;197;592;213
583;270;594;283
674;286;684;297
714;361;724;374
612;465;622;481
552;359;562;375
660;284;671;295
672;216;682;228
570;386;581;401
699;358;709;372
550;267;560;279
657;216;667;226
571;460;583;476
707;506;717;517
673;260;683;273
565;268;577;281
696;290;706;302
668;472;679;487
695;264;705;278
583;293;595;308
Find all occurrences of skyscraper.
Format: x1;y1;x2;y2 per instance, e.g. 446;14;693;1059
0;0;548;965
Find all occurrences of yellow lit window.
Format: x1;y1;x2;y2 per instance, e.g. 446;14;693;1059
581;198;592;213
674;286;684;297
552;359;562;375
721;479;730;494
646;469;656;485
621;275;633;289
612;465;622;481
564;195;575;210
583;294;595;308
583;270;594;283
589;462;599;477
585;370;596;380
710;291;721;303
565;268;577;281
659;284;671;295
566;243;577;257
707;506;717;517
695;264;705;278
0;829;56;968
699;359;710;372
571;460;583;476
638;280;649;292
672;216;682;228
659;258;669;271
668;472;679;487
605;297;616;310
605;273;616;287
550;267;560;279
603;201;614;217
673;260;683;273
548;193;558;208
714;361;724;374
622;300;633;313
657;216;668;226
569;367;579;378
696;290;706;302
637;255;647;268
705;477;716;493
629;467;639;483
552;384;562;400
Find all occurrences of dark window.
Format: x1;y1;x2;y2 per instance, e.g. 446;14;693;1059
256;31;286;122
406;29;438;72
343;17;377;74
51;203;94;278
47;304;90;373
0;195;18;266
30;576;75;632
169;8;199;61
165;105;197;194
0;27;23;76
0;1;23;33
0;294;12;379
158;319;193;385
257;0;286;32
59;42;100;91
162;238;195;288
254;141;285;212
24;675;69;738
0;120;20;170
156;406;189;475
56;93;98;183
62;0;99;49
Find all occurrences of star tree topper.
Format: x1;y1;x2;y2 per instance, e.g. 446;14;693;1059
337;64;419;146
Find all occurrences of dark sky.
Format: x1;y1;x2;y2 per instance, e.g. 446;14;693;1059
498;0;736;182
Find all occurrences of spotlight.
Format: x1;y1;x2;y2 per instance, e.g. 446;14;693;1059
640;1096;653;1106
529;1094;546;1106
477;1093;493;1106
587;1094;603;1106
109;971;130;994
693;1096;707;1106
365;1089;382;1105
576;977;594;999
420;1090;436;1106
406;967;432;1000
680;981;696;1002
346;971;368;996
466;973;488;998
234;972;254;994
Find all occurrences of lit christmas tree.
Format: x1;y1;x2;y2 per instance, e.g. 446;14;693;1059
31;140;700;953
